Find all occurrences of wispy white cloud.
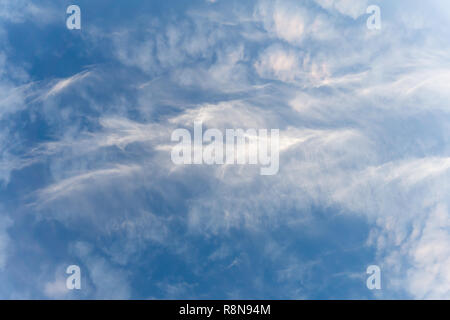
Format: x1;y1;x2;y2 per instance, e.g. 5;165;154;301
44;71;92;99
0;0;59;24
314;0;369;19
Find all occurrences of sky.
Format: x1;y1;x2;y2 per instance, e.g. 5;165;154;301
0;0;449;299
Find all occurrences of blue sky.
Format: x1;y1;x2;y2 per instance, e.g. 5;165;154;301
0;0;449;299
